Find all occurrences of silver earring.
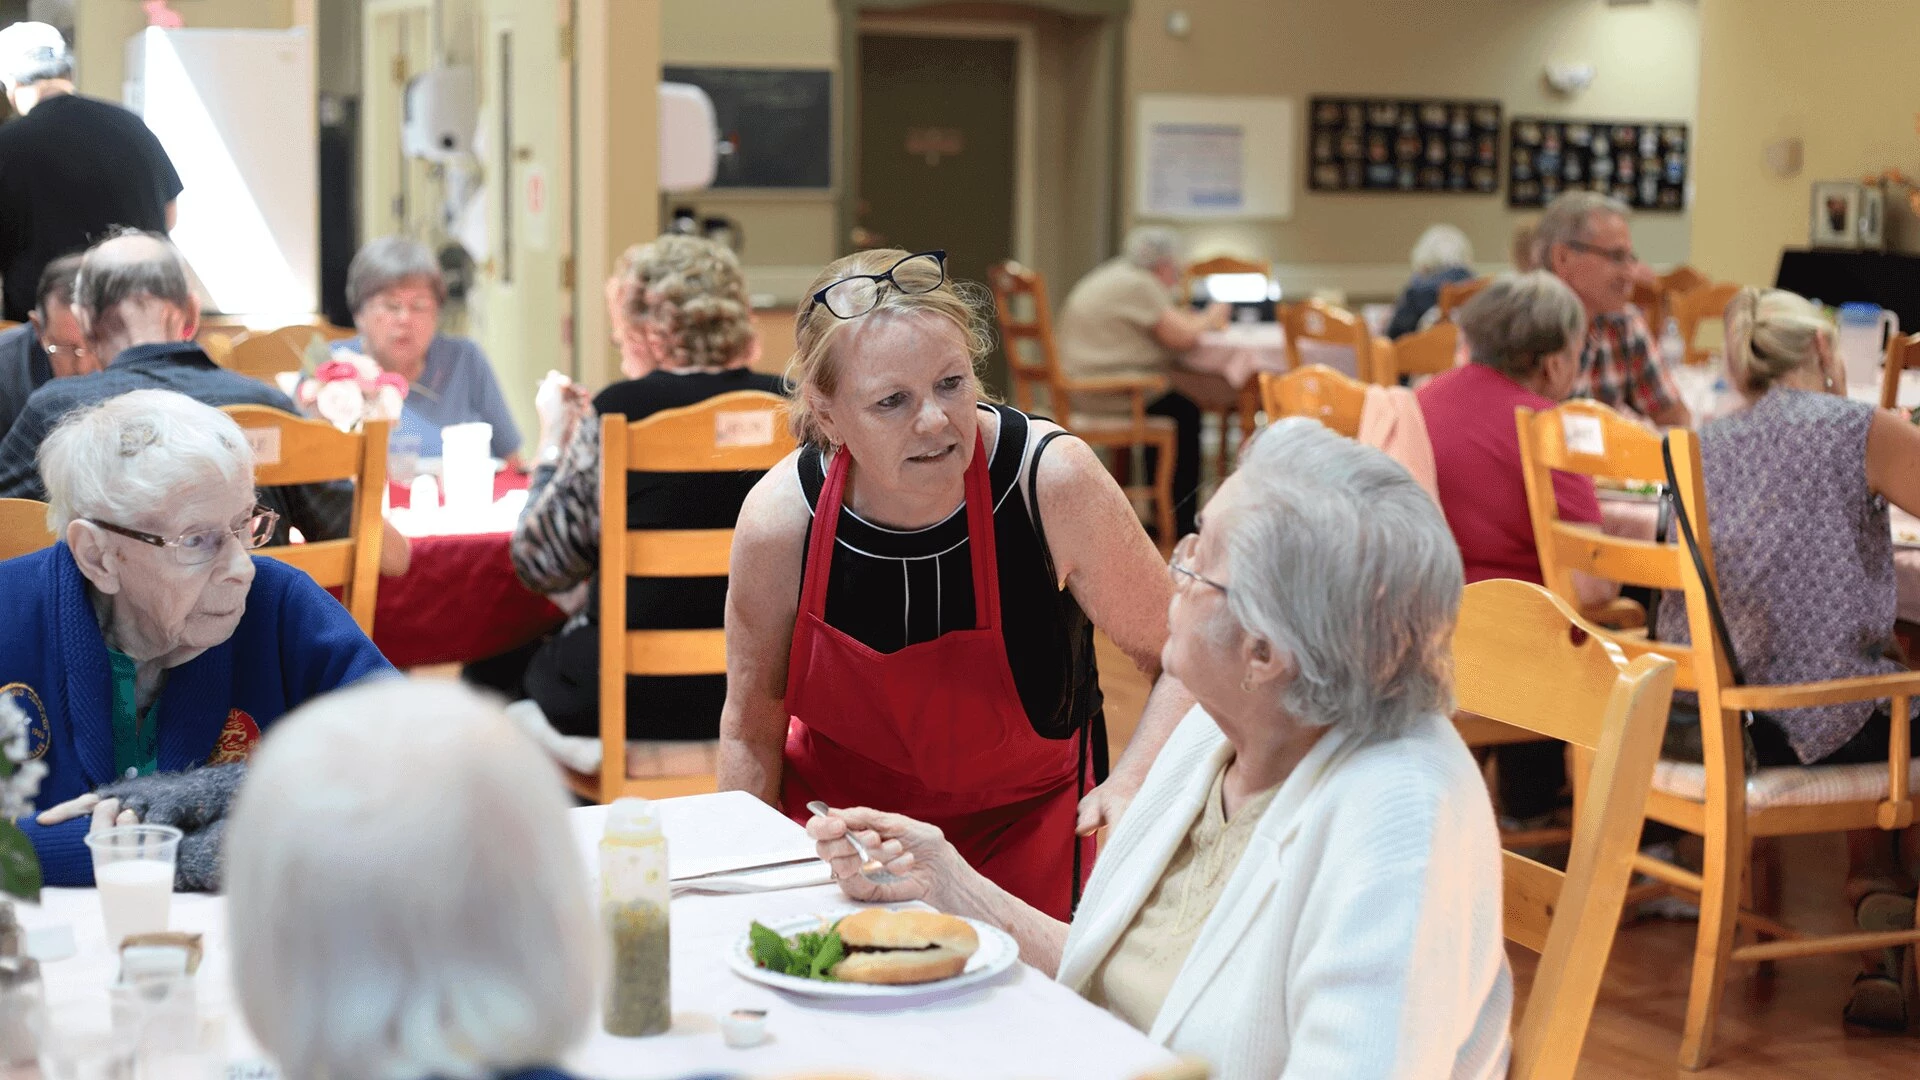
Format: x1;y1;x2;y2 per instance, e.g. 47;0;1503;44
1240;676;1254;693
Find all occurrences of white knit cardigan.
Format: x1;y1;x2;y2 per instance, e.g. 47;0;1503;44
1057;705;1513;1080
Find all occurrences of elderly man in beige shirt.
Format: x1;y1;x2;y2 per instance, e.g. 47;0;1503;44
1056;227;1227;536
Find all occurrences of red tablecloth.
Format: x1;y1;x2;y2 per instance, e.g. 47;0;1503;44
372;470;565;668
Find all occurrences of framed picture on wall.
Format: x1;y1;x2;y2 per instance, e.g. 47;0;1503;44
1507;117;1688;211
1306;96;1501;194
1809;180;1861;249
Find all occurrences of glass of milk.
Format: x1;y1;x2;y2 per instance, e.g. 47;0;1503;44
84;826;182;950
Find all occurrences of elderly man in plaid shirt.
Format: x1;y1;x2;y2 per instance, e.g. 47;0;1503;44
1533;191;1692;429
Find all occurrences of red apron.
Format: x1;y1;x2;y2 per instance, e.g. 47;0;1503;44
780;431;1093;919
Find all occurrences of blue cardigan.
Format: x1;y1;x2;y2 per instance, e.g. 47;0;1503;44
1;544;393;886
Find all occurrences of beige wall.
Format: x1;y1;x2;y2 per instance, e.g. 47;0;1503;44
1691;0;1920;287
1127;0;1700;300
76;0;297;100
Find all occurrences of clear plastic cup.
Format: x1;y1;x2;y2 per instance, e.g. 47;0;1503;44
389;432;423;487
33;998;137;1080
85;825;181;950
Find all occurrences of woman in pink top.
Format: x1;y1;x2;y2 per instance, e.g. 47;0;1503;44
1417;271;1616;823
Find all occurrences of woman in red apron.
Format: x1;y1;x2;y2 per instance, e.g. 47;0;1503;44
719;249;1194;921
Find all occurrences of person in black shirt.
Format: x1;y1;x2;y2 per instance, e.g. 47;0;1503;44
0;250;86;438
506;235;785;757
0;23;182;321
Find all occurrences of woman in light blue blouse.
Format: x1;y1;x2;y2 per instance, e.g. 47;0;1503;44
341;236;523;464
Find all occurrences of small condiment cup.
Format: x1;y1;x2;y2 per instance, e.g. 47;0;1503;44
719;1008;767;1048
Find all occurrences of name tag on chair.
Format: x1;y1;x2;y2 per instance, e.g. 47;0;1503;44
715;410;776;448
243;426;282;466
1562;414;1605;457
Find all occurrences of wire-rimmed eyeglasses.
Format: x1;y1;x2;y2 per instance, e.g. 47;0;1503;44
1168;534;1227;594
807;250;947;320
87;505;280;566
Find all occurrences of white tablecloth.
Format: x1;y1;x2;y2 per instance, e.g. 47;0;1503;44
18;792;1174;1080
1181;324;1289;389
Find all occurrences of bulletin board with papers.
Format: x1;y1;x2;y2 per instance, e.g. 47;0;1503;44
1134;94;1295;221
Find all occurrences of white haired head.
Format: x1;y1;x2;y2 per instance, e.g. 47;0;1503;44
1221;418;1463;737
0;22;70;88
224;679;596;1080
1410;224;1473;275
37;389;253;534
1122;226;1183;273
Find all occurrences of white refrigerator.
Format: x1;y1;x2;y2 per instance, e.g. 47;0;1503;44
124;26;317;318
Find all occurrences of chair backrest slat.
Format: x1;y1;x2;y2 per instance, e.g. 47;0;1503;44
1437;275;1491;317
1383;320;1459;382
1456;579;1675;1080
1669;282;1743;367
1258;364;1366;438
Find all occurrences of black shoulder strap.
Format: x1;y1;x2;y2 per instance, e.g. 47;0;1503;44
1027;428;1070;576
796;442;824;511
1661;434;1748;686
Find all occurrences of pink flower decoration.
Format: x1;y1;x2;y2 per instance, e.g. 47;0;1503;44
374;372;410;399
314;359;361;383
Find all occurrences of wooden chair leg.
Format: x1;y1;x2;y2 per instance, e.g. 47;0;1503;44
1680;816;1748;1070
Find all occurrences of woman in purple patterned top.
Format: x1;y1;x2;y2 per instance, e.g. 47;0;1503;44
1654;286;1920;1027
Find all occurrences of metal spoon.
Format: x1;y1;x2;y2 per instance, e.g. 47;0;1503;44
805;800;908;885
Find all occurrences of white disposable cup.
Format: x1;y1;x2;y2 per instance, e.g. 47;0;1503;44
85;825;181;950
440;422;494;512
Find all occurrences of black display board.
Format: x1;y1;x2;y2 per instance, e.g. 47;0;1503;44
1307;96;1502;194
1507;117;1688;211
662;66;833;189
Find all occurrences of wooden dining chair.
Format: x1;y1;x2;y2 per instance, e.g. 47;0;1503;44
1516;400;1920;1070
1179;255;1273;483
1375;319;1459;383
0;498;56;561
585;391;794;805
220;406;388;636
1668;282;1743;367
221;331;308;385
1258;364;1366;438
1878;330;1920;410
1659;264;1710;302
1437;275;1491;318
986;261;1177;551
1456;579;1674;1080
1281;299;1378;383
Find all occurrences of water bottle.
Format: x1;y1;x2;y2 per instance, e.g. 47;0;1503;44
1659;317;1685;367
600;798;671;1037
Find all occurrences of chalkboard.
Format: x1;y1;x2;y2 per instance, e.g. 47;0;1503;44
662;66;833;189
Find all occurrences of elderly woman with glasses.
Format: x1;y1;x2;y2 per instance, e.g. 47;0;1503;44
341;235;523;463
2;389;391;889
720;248;1196;921
809;419;1511;1080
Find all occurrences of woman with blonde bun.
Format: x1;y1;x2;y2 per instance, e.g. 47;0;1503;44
1652;286;1920;1029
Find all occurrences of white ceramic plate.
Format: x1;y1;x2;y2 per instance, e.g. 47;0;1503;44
728;910;1019;999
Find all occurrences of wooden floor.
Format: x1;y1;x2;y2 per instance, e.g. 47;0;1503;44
1092;632;1920;1078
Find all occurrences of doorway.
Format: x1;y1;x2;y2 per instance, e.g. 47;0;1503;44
360;0;437;246
857;20;1033;391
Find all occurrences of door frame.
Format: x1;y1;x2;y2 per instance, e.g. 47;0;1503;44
360;0;437;246
855;14;1037;264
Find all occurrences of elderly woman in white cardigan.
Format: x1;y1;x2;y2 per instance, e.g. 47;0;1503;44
809;418;1511;1080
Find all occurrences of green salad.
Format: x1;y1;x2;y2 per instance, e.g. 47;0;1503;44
749;920;845;981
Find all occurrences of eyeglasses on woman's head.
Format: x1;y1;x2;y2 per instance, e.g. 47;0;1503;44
808;250;948;321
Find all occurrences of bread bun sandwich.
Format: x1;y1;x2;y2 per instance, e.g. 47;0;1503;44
832;908;980;985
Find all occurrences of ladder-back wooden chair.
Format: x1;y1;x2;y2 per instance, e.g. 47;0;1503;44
0;498;55;561
588;391;794;804
1180;255;1273;481
1281;299;1377;383
1437;275;1491;318
221;407;388;636
1659;265;1710;301
1516;400;1920;1070
1456;579;1674;1080
1878;330;1920;410
1668;282;1743;367
222;331;308;385
1258;364;1365;438
1375;319;1460;384
986;261;1176;550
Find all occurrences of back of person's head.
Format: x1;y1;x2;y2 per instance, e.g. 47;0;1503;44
1724;286;1834;396
787;248;993;447
0;22;71;88
1122;227;1182;273
1457;271;1584;381
1410;224;1473;274
225;679;595;1080
618;233;755;371
34;251;83;316
1225;418;1464;737
1531;191;1630;271
74;230;194;343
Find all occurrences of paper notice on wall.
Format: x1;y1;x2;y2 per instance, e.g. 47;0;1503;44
1145;122;1245;216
